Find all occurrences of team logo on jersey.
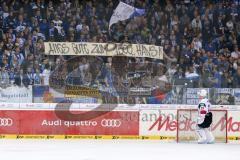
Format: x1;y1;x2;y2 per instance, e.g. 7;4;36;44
198;103;206;109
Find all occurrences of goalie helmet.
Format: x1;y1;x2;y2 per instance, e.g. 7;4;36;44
198;89;207;98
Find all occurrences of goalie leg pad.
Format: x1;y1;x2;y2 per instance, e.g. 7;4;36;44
196;126;207;144
204;128;215;144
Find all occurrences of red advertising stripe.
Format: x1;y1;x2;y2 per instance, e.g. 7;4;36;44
0;110;139;135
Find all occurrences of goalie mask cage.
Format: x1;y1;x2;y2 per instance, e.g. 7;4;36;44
177;109;228;143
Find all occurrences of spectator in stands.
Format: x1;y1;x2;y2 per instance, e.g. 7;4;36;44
0;67;9;87
0;0;239;104
231;47;240;59
41;64;50;86
14;68;22;87
33;69;41;85
233;67;240;87
185;65;199;79
22;68;32;87
9;67;15;84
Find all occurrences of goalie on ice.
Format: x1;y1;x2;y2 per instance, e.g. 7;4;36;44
196;89;215;144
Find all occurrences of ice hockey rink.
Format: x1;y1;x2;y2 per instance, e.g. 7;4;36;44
0;140;239;160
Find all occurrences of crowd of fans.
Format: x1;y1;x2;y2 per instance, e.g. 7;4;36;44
0;0;240;91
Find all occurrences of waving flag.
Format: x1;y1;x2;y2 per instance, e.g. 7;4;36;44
109;1;145;31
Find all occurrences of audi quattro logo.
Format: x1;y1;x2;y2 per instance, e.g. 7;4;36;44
0;118;13;126
101;119;122;127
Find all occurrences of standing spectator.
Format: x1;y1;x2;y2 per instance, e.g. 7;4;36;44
22;69;31;87
15;14;28;33
192;15;202;31
14;68;22;86
192;37;202;52
9;67;15;85
41;64;51;86
231;47;240;59
212;67;222;88
0;67;9;87
33;69;41;85
233;67;240;87
13;46;24;65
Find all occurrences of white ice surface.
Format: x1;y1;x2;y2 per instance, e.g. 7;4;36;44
0;140;239;160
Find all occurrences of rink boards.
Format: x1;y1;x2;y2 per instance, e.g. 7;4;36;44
0;103;239;143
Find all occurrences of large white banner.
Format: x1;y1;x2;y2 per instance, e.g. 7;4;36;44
0;86;32;103
44;42;163;59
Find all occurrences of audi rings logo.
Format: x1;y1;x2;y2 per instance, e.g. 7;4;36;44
101;119;122;128
0;118;13;126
